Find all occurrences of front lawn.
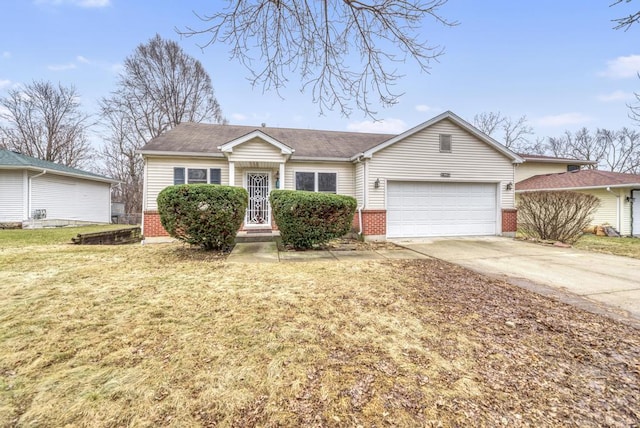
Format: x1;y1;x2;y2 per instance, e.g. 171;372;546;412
0;230;638;426
575;233;640;259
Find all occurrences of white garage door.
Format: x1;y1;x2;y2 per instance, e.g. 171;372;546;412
387;181;497;238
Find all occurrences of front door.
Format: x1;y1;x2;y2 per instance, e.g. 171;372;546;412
246;172;270;226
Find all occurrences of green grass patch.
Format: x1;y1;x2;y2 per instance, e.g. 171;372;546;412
0;225;135;248
574;234;640;259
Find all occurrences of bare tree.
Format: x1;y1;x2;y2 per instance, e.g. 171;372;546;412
547;128;606;168
179;1;456;118
603;127;640;173
473;111;534;152
100;34;225;215
611;0;640;30
546;127;640;173
0;80;92;168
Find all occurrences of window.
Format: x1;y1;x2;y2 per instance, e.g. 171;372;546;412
173;167;222;185
567;164;580;172
188;168;207;183
209;168;221;184
174;167;185;185
295;172;337;193
318;173;337;192
439;134;452;152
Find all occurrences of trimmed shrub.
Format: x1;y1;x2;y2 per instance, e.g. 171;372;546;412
157;184;248;251
270;190;357;249
517;190;600;244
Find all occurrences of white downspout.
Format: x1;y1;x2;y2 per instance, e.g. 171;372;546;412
605;186;621;232
28;170;47;219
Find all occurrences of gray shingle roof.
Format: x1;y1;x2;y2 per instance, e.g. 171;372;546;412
0;149;116;183
138;122;394;158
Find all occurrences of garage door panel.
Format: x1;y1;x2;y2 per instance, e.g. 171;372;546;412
387;181;497;238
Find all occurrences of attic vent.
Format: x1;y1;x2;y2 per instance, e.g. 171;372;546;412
261;123;266;128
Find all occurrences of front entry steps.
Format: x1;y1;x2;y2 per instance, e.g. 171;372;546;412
235;229;280;243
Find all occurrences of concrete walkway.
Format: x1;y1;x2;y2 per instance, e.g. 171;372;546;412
226;241;428;263
397;236;640;327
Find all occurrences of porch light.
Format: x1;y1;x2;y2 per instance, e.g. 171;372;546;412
506;182;513;191
374;178;381;189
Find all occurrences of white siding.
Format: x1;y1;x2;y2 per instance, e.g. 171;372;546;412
579;189;632;236
0;170;25;222
516;162;569;182
367;120;515;210
31;174;111;222
144;156;229;211
228;138;286;163
284;161;355;197
355;161;364;206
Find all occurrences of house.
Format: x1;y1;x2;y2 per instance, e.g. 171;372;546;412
515;154;596;182
139;111;524;241
0;149;117;227
516;169;640;237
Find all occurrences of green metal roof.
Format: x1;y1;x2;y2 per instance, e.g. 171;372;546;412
0;149;117;183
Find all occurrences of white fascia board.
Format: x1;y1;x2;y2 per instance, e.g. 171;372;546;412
12;166;119;184
521;157;597;165
137;150;225;158
291;156;352;162
217;130;294;155
361;110;524;163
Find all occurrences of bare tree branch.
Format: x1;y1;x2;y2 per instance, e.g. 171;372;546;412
611;0;640;30
178;0;456;118
0;81;92;168
99;34;226;215
473;111;533;152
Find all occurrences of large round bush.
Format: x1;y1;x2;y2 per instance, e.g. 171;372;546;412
270;190;357;249
157;184;248;251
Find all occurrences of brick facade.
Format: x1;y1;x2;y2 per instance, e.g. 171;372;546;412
501;208;518;233
360;210;386;236
143;211;169;237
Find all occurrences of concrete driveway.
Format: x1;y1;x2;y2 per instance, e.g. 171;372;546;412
397;237;640;326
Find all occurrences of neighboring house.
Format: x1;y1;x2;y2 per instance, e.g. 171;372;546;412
515;153;596;182
0;149;117;226
516;169;640;237
139;111;523;241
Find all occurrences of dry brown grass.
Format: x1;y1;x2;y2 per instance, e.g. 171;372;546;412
0;232;639;426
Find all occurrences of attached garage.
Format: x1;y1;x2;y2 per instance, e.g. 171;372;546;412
386;181;498;238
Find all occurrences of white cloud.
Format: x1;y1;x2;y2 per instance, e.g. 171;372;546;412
599;54;640;79
597;90;634;102
1;51;10;59
76;55;91;64
231;113;247;122
347;118;407;134
415;104;440;113
35;0;110;7
47;62;77;71
0;79;11;89
534;113;593;128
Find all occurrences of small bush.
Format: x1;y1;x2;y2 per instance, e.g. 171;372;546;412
518;191;600;244
271;190;357;249
157;184;248;251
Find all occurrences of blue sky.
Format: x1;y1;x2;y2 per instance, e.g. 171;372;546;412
1;0;639;144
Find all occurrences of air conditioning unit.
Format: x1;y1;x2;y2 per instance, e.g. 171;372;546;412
33;209;47;219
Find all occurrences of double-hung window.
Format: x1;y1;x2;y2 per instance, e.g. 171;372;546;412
295;172;337;193
173;167;222;185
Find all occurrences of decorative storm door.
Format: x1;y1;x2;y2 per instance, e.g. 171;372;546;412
246;173;270;226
